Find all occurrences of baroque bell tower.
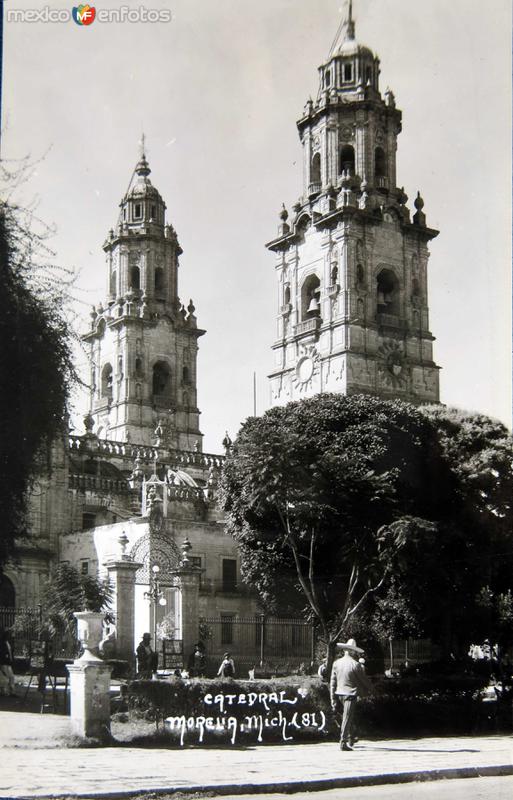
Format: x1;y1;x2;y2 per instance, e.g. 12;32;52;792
83;146;204;450
266;2;440;406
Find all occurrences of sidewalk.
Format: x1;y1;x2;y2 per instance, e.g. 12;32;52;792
0;707;512;799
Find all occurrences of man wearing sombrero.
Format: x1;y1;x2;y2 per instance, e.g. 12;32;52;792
330;638;373;750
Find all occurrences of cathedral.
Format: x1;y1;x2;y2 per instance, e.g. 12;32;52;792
2;3;440;665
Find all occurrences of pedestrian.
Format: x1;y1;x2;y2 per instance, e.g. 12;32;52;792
317;659;328;680
135;633;158;679
0;629;16;696
188;642;206;677
217;651;235;678
330;638;372;751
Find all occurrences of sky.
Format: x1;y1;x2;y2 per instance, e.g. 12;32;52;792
3;0;512;452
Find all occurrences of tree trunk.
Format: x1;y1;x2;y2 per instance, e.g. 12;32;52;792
324;639;337;683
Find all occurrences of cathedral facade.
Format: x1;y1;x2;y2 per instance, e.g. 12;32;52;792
3;155;258;656
267;7;440;406
3;4;442;666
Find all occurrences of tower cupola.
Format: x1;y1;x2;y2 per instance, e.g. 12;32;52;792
318;0;380;100
119;146;166;229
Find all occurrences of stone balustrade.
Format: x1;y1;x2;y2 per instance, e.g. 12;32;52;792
68;434;225;470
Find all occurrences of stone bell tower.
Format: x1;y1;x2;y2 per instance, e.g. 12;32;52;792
266;2;440;406
83;146;205;449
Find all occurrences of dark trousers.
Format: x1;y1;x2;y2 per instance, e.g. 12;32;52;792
334;695;357;744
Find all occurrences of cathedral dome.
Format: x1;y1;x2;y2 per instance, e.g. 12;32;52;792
336;38;374;59
116;147;167;228
126;155;163;201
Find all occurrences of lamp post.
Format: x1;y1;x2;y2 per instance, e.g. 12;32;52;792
144;564;167;655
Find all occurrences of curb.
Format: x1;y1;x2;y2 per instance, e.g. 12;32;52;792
4;764;513;800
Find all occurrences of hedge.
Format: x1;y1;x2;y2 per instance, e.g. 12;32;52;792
122;672;506;746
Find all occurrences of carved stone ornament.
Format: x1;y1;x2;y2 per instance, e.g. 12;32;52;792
292;345;320;393
378;340;408;388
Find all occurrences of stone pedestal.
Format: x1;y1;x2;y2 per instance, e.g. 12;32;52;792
67;660;112;740
104;558;142;665
67;611;112;740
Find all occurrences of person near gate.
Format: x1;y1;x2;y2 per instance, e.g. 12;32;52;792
188;642;206;677
0;628;16;696
136;633;158;679
217;652;235;678
330;638;372;750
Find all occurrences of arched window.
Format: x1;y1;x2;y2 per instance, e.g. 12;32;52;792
376;269;399;316
101;363;113;399
339;145;355;175
375;147;387;178
130;266;140;291
301;274;321;321
412;277;420;297
324;70;331;88
154;267;165;294
182;365;190;385
152;361;171;399
110;269;117;297
284;285;291;305
135;357;143;377
310;152;321;185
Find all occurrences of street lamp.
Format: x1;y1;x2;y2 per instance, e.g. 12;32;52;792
144;564;167;651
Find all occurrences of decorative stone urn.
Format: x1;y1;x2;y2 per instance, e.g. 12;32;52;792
74;611;104;662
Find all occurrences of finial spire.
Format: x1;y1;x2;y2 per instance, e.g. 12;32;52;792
346;0;355;40
135;133;151;177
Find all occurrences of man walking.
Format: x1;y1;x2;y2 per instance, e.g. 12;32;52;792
330;638;372;750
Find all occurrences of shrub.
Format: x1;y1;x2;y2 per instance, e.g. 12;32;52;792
123;671;507;747
126;677;334;745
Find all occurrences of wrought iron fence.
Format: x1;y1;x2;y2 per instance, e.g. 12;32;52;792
384;637;440;671
199;615;315;675
0;606;78;660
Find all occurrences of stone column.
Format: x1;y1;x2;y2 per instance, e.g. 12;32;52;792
104;546;142;666
67;611;112;741
170;538;202;666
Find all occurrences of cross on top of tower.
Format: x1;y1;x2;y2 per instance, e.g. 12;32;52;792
328;0;363;59
346;0;355;41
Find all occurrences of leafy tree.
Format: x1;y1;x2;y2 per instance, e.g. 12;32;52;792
0;193;77;565
39;563;113;639
221;395;513;667
376;406;513;654
220;394;448;669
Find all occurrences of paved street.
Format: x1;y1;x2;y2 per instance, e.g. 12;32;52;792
0;709;512;798
213;776;513;800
